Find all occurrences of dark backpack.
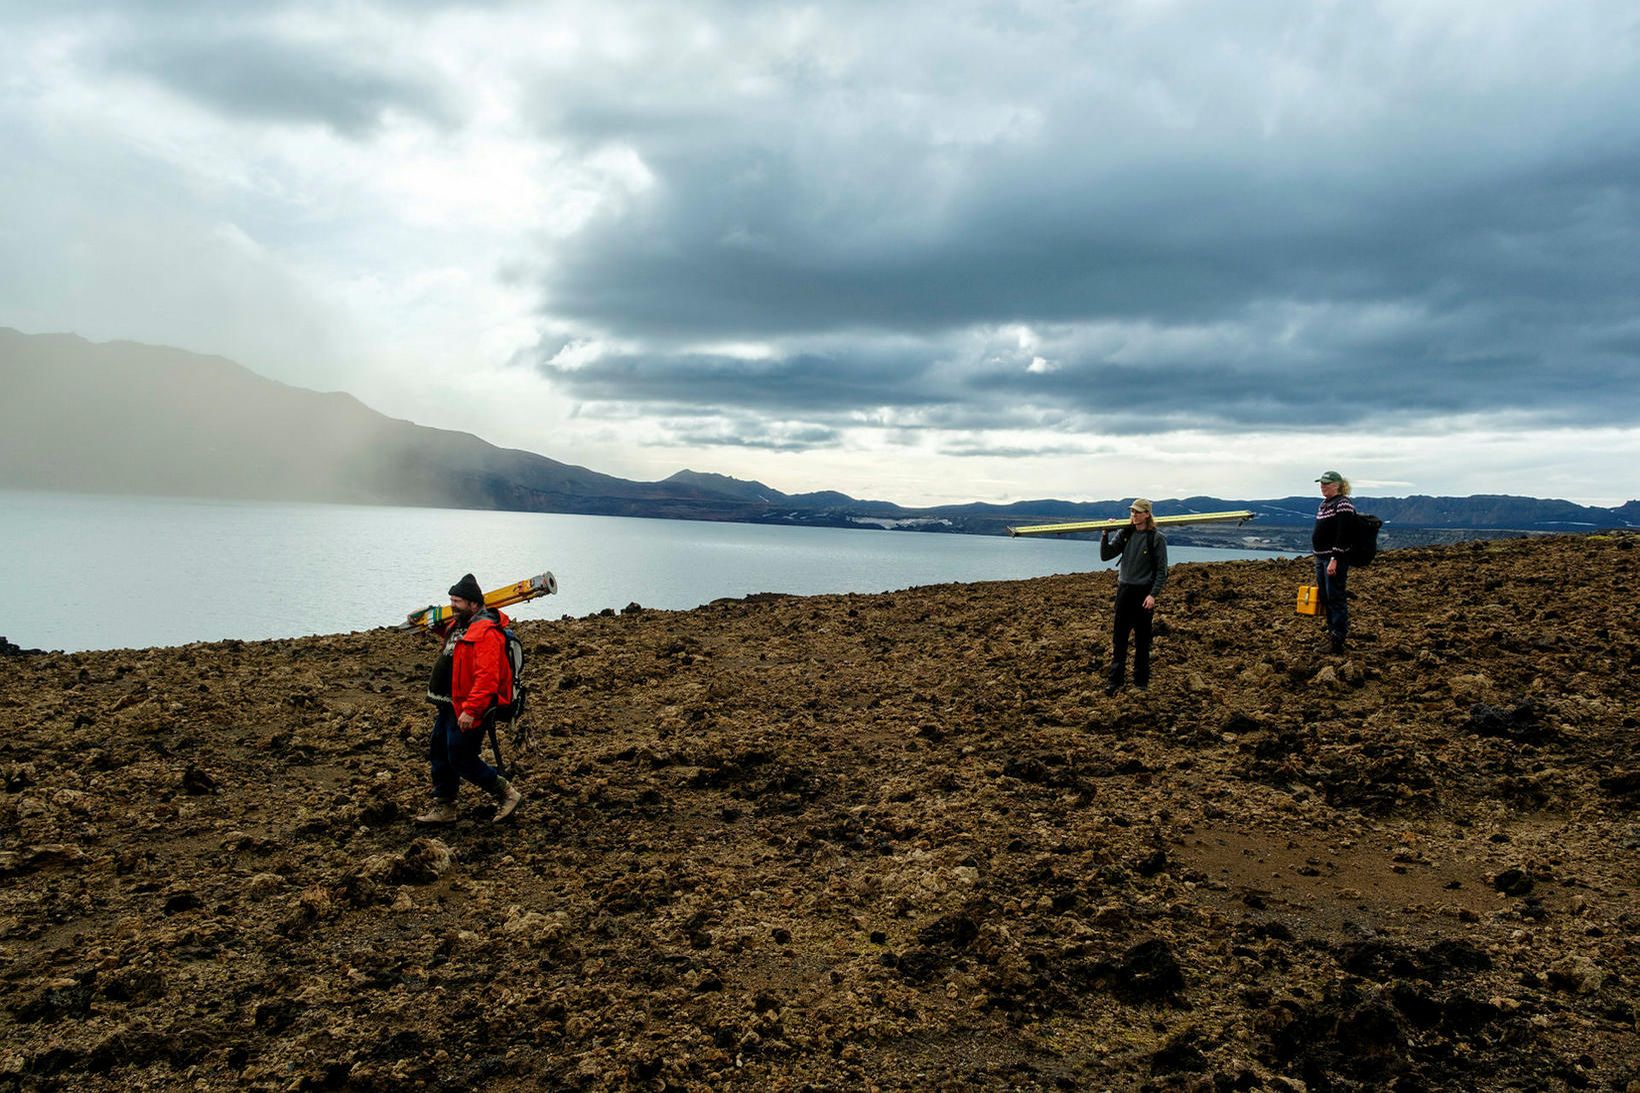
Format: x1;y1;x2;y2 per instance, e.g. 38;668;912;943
478;614;529;775
493;623;526;721
1353;513;1383;566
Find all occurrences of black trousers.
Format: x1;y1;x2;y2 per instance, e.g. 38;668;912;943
1110;583;1155;687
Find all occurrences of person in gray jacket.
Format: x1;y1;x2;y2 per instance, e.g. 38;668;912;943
1100;498;1169;695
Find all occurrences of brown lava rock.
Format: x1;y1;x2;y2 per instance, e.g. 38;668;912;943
2;533;1638;1089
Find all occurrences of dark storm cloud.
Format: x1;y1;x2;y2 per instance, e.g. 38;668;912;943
108;31;452;135
523;2;1640;434
654;421;841;452
973;353;1563;429
541;285;1640;435
546;131;1640;336
542;349;945;413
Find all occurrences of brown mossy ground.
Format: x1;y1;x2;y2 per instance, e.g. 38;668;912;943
2;535;1638;1091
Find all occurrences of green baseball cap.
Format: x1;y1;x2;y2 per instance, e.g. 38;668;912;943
1315;470;1343;484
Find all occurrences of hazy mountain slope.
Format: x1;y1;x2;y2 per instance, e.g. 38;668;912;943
0;329;683;512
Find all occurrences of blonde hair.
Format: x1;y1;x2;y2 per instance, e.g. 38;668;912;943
1337;477;1352;496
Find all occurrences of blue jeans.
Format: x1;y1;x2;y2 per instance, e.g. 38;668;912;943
429;705;500;801
1315;555;1349;639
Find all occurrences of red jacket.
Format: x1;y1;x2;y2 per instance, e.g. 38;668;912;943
437;610;513;725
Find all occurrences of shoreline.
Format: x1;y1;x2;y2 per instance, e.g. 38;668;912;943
2;547;1299;657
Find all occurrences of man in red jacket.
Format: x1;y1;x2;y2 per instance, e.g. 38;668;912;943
414;573;523;824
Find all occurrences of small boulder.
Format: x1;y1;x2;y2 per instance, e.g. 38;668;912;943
502;906;568;948
391;838;455;885
245;872;286;899
1548;955;1605;994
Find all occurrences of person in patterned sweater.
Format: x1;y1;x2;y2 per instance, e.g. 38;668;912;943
1312;471;1359;655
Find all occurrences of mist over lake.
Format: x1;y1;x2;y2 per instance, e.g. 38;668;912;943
2;491;1287;652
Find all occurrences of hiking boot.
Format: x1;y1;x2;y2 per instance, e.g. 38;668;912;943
1330;636;1347;655
492;777;522;823
1104;682;1121;697
414;800;458;825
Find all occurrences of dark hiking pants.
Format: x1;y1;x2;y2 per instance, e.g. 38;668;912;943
1110;583;1155;688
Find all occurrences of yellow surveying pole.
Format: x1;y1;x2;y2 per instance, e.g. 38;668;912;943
1007;510;1255;537
403;571;559;630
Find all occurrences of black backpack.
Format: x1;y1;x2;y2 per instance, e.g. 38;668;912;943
492;622;526;721
480;614;529;775
1353;513;1384;566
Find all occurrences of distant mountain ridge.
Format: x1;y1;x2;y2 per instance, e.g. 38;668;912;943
3;328;1633;539
0;328;772;520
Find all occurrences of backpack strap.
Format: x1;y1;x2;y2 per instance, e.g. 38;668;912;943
486;712;508;779
483;681;529;778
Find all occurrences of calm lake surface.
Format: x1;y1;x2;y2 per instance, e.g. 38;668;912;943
1;491;1288;652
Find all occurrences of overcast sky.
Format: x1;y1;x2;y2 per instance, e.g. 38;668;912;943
3;1;1637;506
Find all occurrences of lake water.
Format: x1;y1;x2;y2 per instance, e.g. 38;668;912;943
1;491;1287;652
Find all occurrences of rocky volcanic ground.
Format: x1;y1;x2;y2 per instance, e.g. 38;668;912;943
2;535;1637;1091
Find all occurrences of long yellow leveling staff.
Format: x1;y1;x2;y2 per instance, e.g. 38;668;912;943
1007;510;1255;537
403;571;559;630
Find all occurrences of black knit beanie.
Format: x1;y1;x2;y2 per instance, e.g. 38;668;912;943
448;573;484;603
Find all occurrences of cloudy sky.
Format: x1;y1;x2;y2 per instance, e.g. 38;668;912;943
3;0;1637;506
